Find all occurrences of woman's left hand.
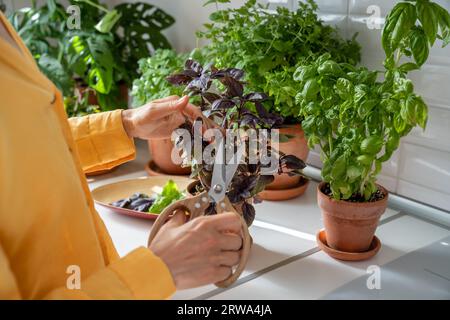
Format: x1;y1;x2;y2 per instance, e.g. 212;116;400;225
121;95;202;140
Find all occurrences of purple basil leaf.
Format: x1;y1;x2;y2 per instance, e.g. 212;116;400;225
186;74;211;92
254;101;284;127
240;112;260;128
180;69;199;78
202;92;221;104
211;68;245;80
166;74;192;85
280;155;306;170
241;202;255;226
185;59;203;74
221;76;244;97
211;98;235;110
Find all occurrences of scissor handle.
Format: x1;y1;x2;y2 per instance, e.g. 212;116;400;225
147;192;251;288
213;196;251;288
147;191;210;245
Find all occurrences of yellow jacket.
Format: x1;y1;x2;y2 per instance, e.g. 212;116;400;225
0;12;175;299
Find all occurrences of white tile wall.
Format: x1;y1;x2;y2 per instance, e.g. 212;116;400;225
7;0;450;211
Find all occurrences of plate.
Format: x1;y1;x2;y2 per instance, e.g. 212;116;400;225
92;176;193;220
316;229;381;261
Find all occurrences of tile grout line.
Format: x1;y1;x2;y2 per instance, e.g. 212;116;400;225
191;211;406;300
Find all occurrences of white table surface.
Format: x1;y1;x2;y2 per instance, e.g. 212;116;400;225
88;139;450;300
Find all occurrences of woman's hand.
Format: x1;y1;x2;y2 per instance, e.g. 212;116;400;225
122;95;202;140
149;211;243;290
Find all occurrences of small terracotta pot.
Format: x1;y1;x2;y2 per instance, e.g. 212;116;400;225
148;139;191;175
317;182;388;253
267;124;309;190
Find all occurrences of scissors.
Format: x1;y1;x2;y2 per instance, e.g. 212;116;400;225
147;139;251;288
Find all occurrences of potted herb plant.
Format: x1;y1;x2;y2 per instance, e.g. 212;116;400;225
294;0;450;258
8;0;175;113
197;0;361;200
132;49;206;175
166;59;306;223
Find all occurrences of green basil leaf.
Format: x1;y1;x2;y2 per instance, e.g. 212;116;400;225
417;0;438;45
410;27;429;66
415;96;428;129
357;154;374;165
302;79;320;101
293;65;316;82
432;3;450;47
335;78;353;99
346;165;362;181
331;155;347;180
360;136;383;155
358;99;377;119
394;113;407;133
382;3;416;54
317;60;342;76
398;62;419;72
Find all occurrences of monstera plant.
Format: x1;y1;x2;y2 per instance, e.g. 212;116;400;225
8;0;175;114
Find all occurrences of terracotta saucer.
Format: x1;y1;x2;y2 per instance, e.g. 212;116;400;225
144;160;190;177
92;176;193;220
316;229;381;261
259;178;309;201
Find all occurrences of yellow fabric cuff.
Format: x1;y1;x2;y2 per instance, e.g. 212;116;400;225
109;247;176;300
69;110;136;173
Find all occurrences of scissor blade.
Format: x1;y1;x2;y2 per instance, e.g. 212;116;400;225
224;141;245;188
209;139;245;204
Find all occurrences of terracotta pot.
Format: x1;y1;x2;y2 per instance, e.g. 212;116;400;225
267;124;309;190
148;139;191;175
317;182;388;253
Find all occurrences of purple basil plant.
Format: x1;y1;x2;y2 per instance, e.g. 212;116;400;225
167;59;306;225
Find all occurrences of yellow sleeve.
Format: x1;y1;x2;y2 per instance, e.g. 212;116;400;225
68;110;136;174
1;245;176;300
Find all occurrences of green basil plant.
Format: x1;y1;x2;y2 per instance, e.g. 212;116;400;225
294;0;450;201
197;0;361;124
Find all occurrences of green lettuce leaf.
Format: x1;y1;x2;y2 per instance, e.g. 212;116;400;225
148;180;184;214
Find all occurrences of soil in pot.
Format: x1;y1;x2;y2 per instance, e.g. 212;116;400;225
317;182;388;254
260;124;309;201
147;139;191;175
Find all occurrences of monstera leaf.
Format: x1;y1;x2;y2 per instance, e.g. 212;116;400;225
114;2;175;79
67;33;114;94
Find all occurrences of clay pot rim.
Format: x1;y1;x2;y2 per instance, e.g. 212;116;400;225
317;181;389;208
